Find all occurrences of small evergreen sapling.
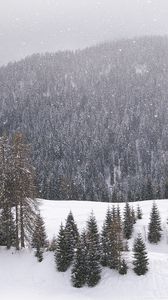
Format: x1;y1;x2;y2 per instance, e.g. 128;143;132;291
119;259;128;275
148;202;162;244
133;234;149;275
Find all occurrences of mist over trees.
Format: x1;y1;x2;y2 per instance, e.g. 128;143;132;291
0;36;168;201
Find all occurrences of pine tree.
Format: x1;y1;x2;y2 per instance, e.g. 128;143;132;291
123;202;134;239
32;213;48;262
133;234;149;275
86;212;101;287
119;259;128;275
148;202;162;243
71;237;87;288
137;204;143;219
55;223;69;272
100;207;112;267
64;211;79;267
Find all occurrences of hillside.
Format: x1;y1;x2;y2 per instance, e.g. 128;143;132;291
1;36;168;201
1;199;168;300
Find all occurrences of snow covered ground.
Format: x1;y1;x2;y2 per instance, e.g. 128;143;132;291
1;199;168;300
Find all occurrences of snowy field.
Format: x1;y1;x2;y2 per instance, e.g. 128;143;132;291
1;199;168;300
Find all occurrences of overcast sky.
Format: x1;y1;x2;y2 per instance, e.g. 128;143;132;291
0;0;168;65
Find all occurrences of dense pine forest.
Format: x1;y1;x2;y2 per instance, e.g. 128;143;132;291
0;36;168;201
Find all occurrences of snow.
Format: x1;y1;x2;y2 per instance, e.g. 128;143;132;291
1;199;168;300
135;64;149;75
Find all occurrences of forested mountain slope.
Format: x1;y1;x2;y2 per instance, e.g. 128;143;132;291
0;36;168;201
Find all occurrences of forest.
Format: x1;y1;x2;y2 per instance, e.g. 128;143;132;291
0;36;168;201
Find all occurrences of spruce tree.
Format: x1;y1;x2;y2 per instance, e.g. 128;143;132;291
86;212;101;287
100;207;112;267
55;223;69;272
65;211;79;267
32;213;48;262
137;204;142;219
119;259;128;275
108;218;122;270
133;234;149;275
71;237;87;288
148;202;162;243
123;202;134;239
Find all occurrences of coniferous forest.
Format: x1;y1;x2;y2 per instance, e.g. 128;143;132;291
1;36;168;201
0;135;164;288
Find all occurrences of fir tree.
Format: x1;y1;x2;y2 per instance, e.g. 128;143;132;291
71;237;87;288
123;202;134;239
86;212;101;287
65;211;79;267
119;259;128;275
100;207;112;267
133;234;149;275
137;204;143;219
148;202;162;243
55;223;69;272
32;213;48;262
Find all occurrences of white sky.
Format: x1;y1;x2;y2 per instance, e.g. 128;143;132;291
0;0;168;65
